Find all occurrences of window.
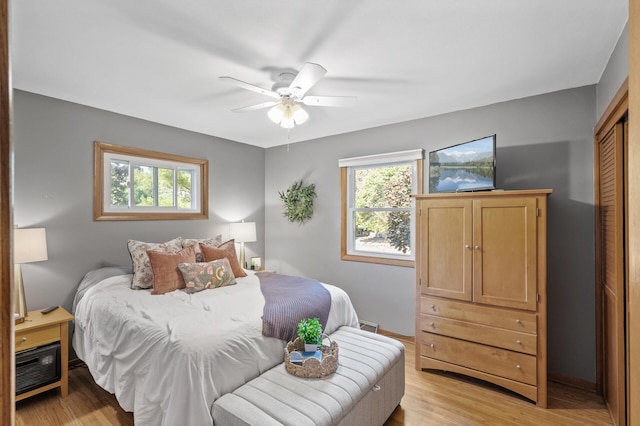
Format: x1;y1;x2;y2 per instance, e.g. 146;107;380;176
340;149;423;267
94;142;208;221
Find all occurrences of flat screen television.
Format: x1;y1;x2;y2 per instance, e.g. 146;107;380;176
428;134;496;193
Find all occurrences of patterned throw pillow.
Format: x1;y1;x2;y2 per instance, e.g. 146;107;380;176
182;235;223;262
178;258;237;294
199;239;247;278
147;246;197;295
127;237;183;289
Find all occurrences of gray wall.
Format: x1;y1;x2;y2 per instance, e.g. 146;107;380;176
265;86;597;383
13;90;265;314
596;21;628;119
14;80;610;383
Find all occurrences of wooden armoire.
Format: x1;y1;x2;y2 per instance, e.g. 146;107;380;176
414;189;552;407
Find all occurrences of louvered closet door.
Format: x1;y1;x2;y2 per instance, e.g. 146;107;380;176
598;122;625;426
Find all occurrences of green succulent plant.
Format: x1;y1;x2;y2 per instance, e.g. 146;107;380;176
297;317;323;345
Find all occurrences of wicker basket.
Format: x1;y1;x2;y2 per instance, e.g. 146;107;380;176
284;334;338;378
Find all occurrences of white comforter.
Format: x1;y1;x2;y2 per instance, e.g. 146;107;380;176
73;270;359;426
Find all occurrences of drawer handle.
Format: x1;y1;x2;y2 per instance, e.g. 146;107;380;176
516;365;521;369
430;343;435;350
516;340;522;345
515;319;522;325
430;322;435;329
20;337;27;343
372;384;381;392
431;304;436;311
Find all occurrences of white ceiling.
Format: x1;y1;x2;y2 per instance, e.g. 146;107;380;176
10;1;628;148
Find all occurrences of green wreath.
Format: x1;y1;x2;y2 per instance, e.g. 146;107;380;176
278;180;316;224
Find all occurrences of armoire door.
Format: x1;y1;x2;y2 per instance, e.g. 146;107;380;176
598;121;626;426
418;198;473;301
472;197;538;311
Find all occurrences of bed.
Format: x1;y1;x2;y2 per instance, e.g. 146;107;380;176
72;266;360;426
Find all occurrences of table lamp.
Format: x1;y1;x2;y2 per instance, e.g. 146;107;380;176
229;221;256;269
14;228;48;324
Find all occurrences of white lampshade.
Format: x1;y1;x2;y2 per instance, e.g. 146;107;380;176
14;228;48;264
229;222;257;243
13;227;48;322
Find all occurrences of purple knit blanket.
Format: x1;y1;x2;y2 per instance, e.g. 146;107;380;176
257;272;331;341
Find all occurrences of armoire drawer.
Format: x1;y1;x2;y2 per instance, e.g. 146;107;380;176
420;333;537;385
420;314;537;355
421;296;537;334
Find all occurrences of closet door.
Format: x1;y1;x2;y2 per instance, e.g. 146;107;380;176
597;122;625;426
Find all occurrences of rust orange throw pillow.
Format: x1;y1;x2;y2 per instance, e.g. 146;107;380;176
147;246;196;295
199;239;247;278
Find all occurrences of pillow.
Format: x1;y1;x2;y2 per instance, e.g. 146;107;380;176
199;239;247;278
178;258;237;294
128;237;184;289
182;235;223;262
147;246;197;295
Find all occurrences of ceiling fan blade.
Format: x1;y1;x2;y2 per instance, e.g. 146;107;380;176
289;62;327;97
302;95;357;107
231;101;278;112
219;76;280;99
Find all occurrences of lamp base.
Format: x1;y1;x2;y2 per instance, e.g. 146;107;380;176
239;242;246;269
14;263;28;323
15;313;25;325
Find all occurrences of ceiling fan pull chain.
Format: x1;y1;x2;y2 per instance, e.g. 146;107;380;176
287;128;291;152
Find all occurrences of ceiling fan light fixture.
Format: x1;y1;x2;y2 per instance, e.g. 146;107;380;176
268;103;286;123
278;105;295;128
268;97;308;128
291;104;309;125
280;114;295;129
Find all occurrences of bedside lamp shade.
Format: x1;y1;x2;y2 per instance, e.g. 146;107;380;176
229;222;257;243
14;228;48;264
229;222;256;269
14;228;48;322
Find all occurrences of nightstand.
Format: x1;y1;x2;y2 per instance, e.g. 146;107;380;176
14;307;74;401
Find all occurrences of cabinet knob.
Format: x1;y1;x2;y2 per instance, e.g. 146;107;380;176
430;322;435;329
516;365;521;369
516;340;522;345
465;244;471;249
515;319;522;324
474;245;480;250
431;304;436;311
430;343;435;350
20;337;27;343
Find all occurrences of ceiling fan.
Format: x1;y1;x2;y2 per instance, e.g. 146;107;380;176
219;62;357;129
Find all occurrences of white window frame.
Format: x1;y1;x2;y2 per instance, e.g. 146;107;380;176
339;149;423;267
94;142;208;221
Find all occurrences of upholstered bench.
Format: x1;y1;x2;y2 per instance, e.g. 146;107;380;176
212;326;405;426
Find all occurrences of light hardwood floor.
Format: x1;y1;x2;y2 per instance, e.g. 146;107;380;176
15;336;612;425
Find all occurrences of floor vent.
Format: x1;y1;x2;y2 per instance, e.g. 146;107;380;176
359;320;379;333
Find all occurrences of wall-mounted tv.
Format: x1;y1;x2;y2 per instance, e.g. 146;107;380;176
428;134;496;193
